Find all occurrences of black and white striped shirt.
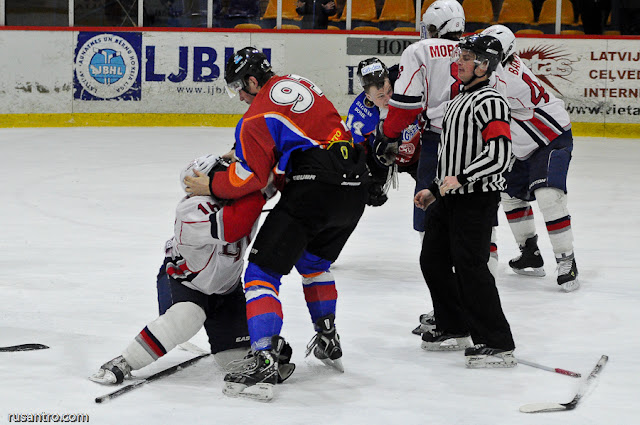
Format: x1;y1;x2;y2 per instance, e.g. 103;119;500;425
437;81;512;194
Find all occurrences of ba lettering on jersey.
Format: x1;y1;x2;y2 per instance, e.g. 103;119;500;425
501;55;571;159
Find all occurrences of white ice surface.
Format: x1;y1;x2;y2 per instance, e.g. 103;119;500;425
1;127;638;424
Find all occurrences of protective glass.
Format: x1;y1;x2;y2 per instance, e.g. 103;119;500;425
451;45;463;62
225;78;245;98
452;47;486;67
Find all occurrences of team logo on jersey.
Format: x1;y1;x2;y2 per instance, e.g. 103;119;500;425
74;32;142;101
517;45;574;96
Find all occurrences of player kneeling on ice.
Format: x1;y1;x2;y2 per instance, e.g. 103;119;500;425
90;154;295;387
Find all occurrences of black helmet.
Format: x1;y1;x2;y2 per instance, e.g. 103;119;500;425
458;34;503;75
224;47;273;97
357;57;389;90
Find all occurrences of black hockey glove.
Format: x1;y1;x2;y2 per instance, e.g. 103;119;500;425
373;120;400;167
366;183;388;207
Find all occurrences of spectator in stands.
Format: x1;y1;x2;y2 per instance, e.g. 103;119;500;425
577;0;611;34
296;0;337;29
618;0;640;34
214;0;260;27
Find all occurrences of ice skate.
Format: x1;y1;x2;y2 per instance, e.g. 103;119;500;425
223;336;289;402
509;235;545;277
411;311;436;335
421;329;472;351
557;254;579;292
464;344;517;368
89;356;132;385
306;314;344;373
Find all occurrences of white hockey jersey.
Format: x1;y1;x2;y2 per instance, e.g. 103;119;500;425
164;192;265;295
499;55;572;159
384;38;461;137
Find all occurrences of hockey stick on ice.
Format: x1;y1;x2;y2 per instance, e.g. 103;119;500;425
0;343;49;352
516;357;581;378
95;353;211;404
520;354;609;413
177;341;210;355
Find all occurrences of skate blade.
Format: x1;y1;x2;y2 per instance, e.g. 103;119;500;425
320;357;345;373
421;338;471;351
465;355;517;369
560;280;580;292
223;382;274;401
512;267;545;277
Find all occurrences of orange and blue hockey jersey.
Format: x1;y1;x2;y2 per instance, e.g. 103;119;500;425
210;74;352;200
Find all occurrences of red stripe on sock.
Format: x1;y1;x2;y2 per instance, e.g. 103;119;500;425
547;219;571;231
303;283;338;304
139;329;165;357
506;208;533;221
246;296;283;320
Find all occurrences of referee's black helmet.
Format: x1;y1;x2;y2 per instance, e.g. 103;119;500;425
459;34;503;74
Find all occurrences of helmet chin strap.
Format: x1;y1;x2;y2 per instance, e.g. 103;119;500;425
464;63;488;89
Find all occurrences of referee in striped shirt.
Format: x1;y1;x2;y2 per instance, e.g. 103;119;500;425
414;35;516;368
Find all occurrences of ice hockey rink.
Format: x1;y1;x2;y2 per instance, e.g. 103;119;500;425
1;126;638;424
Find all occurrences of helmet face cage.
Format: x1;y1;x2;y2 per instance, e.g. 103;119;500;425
421;0;465;39
224;47;272;98
357;58;389;89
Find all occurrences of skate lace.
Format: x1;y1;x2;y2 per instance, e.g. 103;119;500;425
305;334;321;358
226;353;258;373
557;259;573;275
427;329;443;338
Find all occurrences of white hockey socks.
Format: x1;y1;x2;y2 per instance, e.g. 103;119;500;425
534;187;574;257
122;301;206;370
501;192;536;247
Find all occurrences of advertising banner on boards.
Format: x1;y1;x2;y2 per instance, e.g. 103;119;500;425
0;29;638;127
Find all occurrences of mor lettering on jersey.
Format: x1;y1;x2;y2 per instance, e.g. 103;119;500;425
428;44;456;59
385;38;461;138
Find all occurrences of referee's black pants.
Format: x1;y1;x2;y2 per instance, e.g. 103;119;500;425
420;191;515;351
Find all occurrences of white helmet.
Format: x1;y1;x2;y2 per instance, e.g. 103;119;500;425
482;24;516;65
179;154;229;194
421;0;465;40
